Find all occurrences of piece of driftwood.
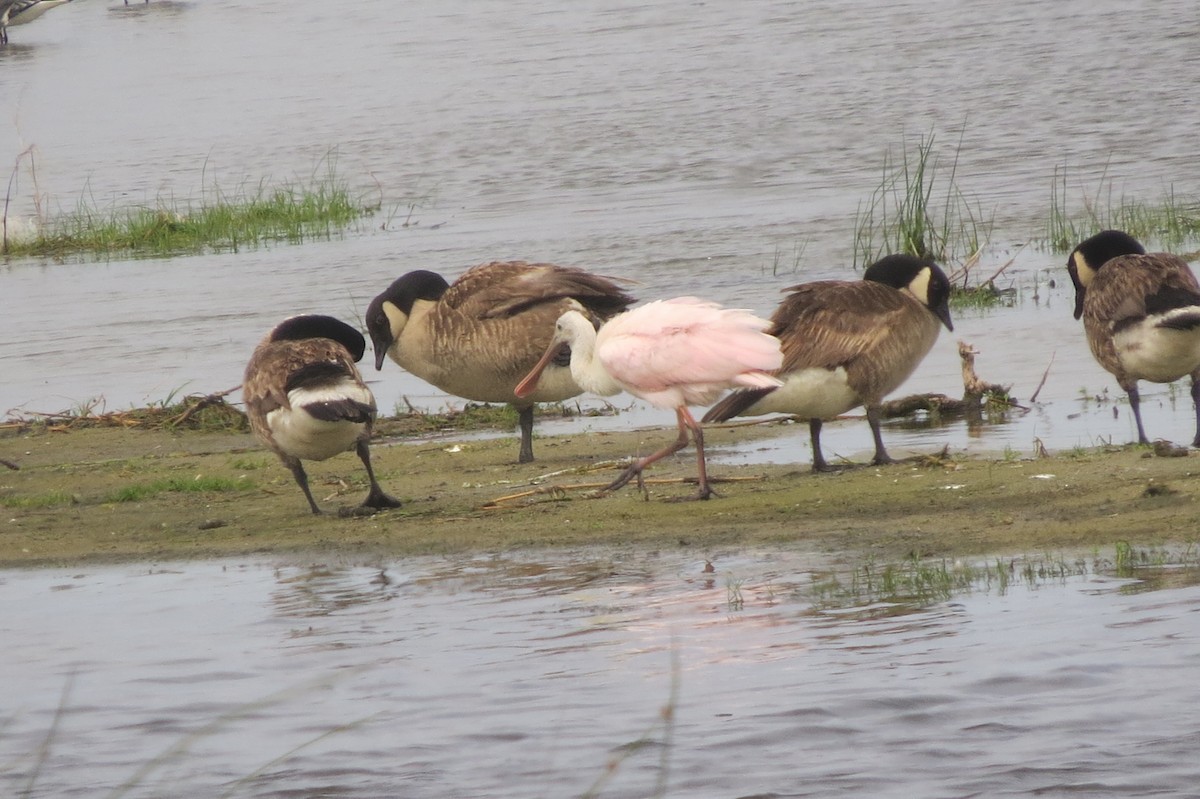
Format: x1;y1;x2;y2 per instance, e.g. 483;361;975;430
877;392;962;417
879;340;1021;420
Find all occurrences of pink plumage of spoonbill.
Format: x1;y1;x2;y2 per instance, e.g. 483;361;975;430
515;296;783;500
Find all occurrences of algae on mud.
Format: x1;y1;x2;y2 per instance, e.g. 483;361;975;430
0;420;1197;567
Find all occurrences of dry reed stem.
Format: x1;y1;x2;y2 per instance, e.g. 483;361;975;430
1029;352;1055;404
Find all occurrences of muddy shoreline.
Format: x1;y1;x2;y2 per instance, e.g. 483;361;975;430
1;421;1197;568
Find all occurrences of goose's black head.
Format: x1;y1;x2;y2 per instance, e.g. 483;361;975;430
864;253;954;332
366;270;451;370
1067;230;1146;319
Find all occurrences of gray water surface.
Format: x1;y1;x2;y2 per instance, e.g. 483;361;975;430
3;0;1200;462
3;552;1199;798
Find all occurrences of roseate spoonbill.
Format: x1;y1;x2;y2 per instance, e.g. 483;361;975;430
516;296;783;500
366;261;634;463
704;254;953;470
244;314;401;515
1067;229;1200;446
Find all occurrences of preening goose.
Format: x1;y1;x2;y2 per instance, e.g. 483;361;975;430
366;261;635;463
1067;229;1200;446
2;0;72;43
702;254;953;471
516;297;782;500
244;314;401;515
0;1;16;45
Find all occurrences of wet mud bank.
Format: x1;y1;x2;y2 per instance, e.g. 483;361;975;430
1;423;1197;567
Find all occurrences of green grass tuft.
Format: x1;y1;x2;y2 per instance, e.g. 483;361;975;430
949;284;1014;311
2;156;377;258
1044;164;1200;252
0;490;76;509
853;129;993;270
807;543;1200;613
107;475;252;503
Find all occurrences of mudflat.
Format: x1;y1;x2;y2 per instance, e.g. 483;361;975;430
1;421;1196;567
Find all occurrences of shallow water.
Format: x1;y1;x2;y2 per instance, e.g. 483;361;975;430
2;551;1199;798
2;0;1200;462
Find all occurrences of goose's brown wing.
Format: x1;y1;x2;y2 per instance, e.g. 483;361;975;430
1082;253;1200;381
1086;253;1200;326
771;280;912;374
704;280;926;423
443;261;634;321
244;339;363;419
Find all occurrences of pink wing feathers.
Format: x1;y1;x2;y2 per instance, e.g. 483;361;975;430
595;297;782;407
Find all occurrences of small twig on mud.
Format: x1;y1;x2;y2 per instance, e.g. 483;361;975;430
529;459;631;484
168;385;241;427
483;474;767;508
1029;352;1055;404
914;444;953;467
483;484;575;507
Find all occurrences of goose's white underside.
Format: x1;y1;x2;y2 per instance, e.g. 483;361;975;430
266;384;371;461
1113;318;1200;383
737;367;860;419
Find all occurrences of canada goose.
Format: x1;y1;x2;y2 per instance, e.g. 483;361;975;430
702;254;954;471
1067;229;1200;446
2;0;72;42
515;297;782;500
366;261;635;463
0;1;14;44
244;314;402;515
